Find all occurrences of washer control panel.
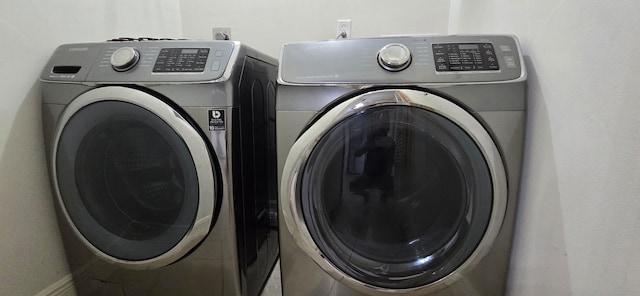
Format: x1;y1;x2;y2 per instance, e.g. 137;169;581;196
432;43;499;72
40;41;236;82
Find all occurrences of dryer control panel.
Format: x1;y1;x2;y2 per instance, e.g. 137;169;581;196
279;35;525;85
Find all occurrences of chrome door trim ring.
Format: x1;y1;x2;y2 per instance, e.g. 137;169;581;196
280;88;507;295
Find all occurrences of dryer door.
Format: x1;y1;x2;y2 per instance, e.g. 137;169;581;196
281;88;507;294
52;86;217;269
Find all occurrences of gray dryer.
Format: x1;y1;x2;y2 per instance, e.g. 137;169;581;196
276;35;526;296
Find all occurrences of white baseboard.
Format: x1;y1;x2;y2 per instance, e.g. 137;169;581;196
34;274;76;296
35;258;100;296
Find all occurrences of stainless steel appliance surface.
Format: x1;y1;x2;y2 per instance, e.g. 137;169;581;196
276;35;526;296
41;38;279;296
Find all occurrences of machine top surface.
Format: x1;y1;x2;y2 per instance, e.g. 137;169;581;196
40;39;258;84
278;35;526;85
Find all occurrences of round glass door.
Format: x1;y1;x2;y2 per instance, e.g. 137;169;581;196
282;88;507;293
52;87;216;268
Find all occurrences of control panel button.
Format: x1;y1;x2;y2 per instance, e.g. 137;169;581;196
504;56;517;68
210;60;221;71
377;43;412;72
499;45;512;52
110;47;140;72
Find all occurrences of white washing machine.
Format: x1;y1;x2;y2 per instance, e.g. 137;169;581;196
276;35;526;295
41;39;279;296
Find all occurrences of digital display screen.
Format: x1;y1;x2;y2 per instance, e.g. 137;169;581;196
181;49;199;54
458;44;479;50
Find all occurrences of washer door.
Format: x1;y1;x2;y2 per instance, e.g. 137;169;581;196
281;88;507;294
52;86;217;269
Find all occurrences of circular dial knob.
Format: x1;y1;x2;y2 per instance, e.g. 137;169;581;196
110;47;140;72
377;43;412;71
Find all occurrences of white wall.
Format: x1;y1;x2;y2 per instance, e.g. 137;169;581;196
0;1;182;295
450;0;640;295
180;0;451;58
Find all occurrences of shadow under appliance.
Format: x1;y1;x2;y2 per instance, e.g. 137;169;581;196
41;39;279;296
276;35;526;295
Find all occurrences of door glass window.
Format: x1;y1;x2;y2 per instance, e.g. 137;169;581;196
299;105;492;288
56;101;200;261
